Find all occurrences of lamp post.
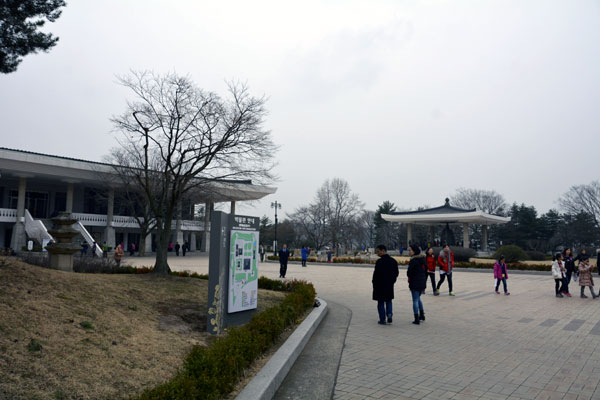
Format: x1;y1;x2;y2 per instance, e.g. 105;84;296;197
271;201;281;256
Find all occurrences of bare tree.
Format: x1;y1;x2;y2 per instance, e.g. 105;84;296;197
290;178;363;252
289;202;328;251
559;180;600;230
108;71;276;274
451;188;507;215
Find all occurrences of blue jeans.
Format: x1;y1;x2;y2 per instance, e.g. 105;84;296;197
377;300;392;322
411;290;424;315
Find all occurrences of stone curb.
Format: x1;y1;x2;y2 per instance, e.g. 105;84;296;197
235;298;329;400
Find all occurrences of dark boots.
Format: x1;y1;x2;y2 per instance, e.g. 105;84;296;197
419;311;425;321
412;314;420;325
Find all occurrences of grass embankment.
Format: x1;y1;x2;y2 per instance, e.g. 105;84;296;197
0;258;284;400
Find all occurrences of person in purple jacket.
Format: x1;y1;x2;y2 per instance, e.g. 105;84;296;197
493;255;510;295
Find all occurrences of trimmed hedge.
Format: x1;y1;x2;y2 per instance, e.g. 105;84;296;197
135;277;316;400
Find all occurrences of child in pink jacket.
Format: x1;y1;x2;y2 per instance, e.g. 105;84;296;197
493;255;510;295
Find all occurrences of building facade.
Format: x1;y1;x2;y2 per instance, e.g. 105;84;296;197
0;148;276;254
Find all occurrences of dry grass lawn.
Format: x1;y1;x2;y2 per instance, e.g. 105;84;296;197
0;257;285;400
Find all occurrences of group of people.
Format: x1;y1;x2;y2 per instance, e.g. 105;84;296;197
275;244;311;278
552;248;598;298
167;241;188;256
373;243;515;326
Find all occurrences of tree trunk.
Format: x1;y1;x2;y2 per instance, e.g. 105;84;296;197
153;224;171;274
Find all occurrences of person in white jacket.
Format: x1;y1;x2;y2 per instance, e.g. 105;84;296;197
552;253;566;298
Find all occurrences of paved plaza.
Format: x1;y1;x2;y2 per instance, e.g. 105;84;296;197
127;255;600;399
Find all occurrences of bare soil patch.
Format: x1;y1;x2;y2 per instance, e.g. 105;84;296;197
0;257;284;400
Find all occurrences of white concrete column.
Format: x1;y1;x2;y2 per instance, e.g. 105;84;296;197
104;188;115;247
10;177;27;250
407;223;413;245
201;201;212;252
482;224;488;252
66;183;74;213
190;232;197;251
230;201;236;215
176;199;184;244
16;177;26;220
144;232;152;253
463;223;469;248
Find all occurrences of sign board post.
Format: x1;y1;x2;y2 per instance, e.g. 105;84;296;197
207;211;260;335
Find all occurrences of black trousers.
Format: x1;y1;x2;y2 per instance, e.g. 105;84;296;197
555;278;563;294
426;272;436;291
301;259;307;267
280;261;288;277
437;273;453;292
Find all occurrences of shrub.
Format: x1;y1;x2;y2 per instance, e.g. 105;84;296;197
79;321;94;330
494;245;528;263
136;277;316;400
27;338;43;352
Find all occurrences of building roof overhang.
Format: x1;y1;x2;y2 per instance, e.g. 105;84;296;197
381;198;511;225
0;147;276;202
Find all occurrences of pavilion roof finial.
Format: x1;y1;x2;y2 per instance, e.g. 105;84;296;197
445;197;450;205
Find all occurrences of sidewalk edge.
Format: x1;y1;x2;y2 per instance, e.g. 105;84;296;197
235;298;329;400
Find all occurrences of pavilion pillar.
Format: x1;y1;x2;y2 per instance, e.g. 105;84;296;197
407;223;413;246
462;223;469;248
482;225;488;252
230;201;236;215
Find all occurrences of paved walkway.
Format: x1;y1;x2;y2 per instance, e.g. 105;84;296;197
126;255;600;400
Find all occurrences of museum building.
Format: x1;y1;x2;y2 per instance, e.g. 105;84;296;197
0;147;276;255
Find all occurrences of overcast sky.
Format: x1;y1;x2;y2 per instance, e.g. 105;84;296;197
1;0;599;220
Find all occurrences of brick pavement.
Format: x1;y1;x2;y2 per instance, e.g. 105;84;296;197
127;255;600;400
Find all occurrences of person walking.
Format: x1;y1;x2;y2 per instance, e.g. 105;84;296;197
175;242;181;256
407;244;427;324
552;253;566;298
562;248;575;296
279;244;290;278
425;247;437;295
493;255;510;295
301;246;309;267
182;241;187;256
436;243;455;296
114;243;124;267
372;244;399;325
578;255;597;298
259;245;265;262
129;242;136;257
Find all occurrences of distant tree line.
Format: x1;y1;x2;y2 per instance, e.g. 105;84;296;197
260;180;600;255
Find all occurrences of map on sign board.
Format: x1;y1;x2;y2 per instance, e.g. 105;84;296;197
228;230;259;313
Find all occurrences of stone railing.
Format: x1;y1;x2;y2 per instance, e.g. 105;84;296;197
0;208;17;223
72;212;204;231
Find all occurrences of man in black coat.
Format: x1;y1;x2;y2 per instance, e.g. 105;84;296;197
279;244;290;278
372;244;399;325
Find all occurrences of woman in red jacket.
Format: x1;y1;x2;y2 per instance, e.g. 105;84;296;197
425;247;438;295
436;243;455;296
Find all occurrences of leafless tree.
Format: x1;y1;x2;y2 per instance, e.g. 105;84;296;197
108;71;276;274
451;188;507;215
290;178;363;252
559;180;600;230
